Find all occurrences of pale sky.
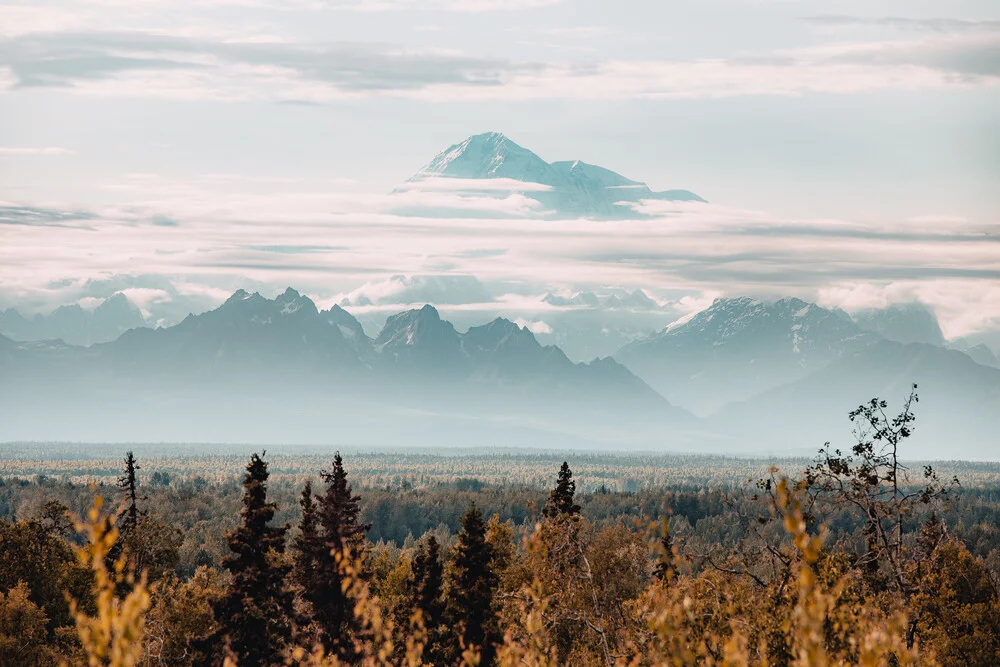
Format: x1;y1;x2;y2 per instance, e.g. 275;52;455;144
1;0;998;338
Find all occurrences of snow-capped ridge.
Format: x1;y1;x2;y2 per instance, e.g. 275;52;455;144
403;132;704;219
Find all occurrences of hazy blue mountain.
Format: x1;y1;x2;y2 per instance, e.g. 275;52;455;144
0;289;690;447
370;305;669;408
101;288;363;382
323;303;373;358
0;292;147;346
402;132;704;219
374;304;465;376
953;330;1000;361
959;343;1000;368
852;302;946;346
716;341;1000;459
615;297;881;414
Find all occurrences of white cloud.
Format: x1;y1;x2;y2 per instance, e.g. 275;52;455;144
1;29;997;103
337;274;493;306
513;317;552;334
397;176;553;192
3;177;999;338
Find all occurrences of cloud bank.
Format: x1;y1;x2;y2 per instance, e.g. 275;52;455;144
1;28;998;102
1;175;998;339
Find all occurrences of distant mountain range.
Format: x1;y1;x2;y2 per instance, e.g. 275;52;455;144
2;287;997;457
0;288;689;448
614;296;1000;457
615;297;882;414
398;132;704;219
0;293;146;347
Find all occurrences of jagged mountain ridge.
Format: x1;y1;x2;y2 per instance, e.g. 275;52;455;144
0;288;688;446
403;132;704;219
0;292;147;346
615;296;881;414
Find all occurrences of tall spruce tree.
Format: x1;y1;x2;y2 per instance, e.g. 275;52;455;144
117;451;142;535
409;535;445;660
213;452;293;667
108;450;145;574
292;480;320;640
296;453;370;657
543;461;581;519
293;480;319;591
448;504;499;664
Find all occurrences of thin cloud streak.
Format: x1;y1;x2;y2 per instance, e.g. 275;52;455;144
1;29;998;101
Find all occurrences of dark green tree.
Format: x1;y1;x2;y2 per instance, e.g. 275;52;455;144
291;480;320;642
448;504;499;664
292;480;319;592
212;452;293;667
296;453;370;657
543;461;581;519
409;535;445;660
117;451;142;535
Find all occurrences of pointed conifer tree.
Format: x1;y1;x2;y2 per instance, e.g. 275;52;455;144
292;480;320;639
448;504;499;664
409;535;445;660
117;451;142;535
213;452;293;667
301;453;370;657
543;461;581;519
108;451;145;574
293;480;319;590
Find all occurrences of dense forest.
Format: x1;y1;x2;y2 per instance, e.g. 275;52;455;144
2;390;1000;665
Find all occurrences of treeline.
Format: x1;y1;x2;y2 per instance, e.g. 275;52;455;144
2;390;1000;664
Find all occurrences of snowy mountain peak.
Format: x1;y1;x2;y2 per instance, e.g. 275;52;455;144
95;292;135;312
275;287;317;316
226;289;253;303
415;132;552;182
403;132;704;219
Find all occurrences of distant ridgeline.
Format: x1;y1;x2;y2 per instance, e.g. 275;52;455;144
1;287;999;457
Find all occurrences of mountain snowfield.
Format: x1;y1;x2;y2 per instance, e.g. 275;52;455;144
396;132;704;219
1;287;998;457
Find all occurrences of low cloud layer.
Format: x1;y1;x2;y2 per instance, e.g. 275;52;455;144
1;174;998;339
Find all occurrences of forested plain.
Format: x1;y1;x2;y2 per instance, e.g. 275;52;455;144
2;391;1000;665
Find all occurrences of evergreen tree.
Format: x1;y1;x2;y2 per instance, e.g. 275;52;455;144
409;535;445;660
298;453;370;657
108;451;145;574
293;481;320;585
543;461;581;519
448;504;499;664
117;450;141;535
292;480;320;641
213;452;293;667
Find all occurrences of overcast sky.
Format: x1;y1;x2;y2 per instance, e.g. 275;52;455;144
1;0;998;338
